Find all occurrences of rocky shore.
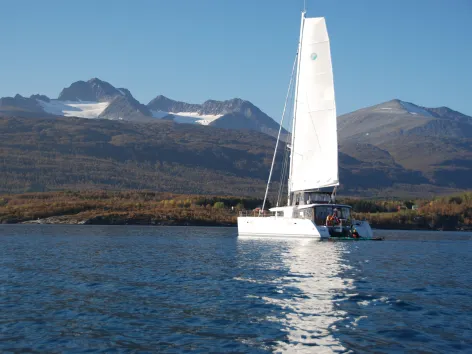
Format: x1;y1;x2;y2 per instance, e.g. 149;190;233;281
20;215;236;227
16;215;471;231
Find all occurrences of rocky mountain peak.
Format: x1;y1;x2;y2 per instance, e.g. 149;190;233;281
422;106;472;124
30;94;50;102
193;98;255;116
147;96;200;113
0;94;44;112
98;94;152;122
58;78;122;102
87;77;103;84
117;88;133;98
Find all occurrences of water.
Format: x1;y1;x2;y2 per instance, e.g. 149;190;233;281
1;226;471;353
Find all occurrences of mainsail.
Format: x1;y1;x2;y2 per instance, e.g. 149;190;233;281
289;15;339;192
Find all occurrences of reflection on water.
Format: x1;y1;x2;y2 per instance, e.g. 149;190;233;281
237;237;354;353
1;226;471;353
237;232;472;353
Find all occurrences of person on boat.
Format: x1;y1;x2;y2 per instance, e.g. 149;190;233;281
326;209;340;226
351;227;360;238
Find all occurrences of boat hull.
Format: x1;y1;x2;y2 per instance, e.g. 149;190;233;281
237;216;330;239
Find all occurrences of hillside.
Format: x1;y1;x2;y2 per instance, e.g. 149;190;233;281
1;88;472;198
0;111;469;198
0;115;281;197
338;99;472;191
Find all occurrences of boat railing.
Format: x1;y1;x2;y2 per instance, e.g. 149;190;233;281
238;210;316;220
238;210;274;217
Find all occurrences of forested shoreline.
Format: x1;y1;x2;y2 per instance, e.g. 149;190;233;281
1;190;471;231
344;193;472;231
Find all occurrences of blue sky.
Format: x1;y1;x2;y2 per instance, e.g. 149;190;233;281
0;0;471;121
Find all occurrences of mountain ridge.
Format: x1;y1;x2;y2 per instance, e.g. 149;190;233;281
1;81;471;196
1;78;285;137
1;114;465;198
338;99;472;190
147;95;288;138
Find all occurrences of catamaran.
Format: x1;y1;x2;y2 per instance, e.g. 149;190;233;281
237;11;374;239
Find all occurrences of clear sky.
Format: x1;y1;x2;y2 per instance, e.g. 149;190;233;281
0;0;471;121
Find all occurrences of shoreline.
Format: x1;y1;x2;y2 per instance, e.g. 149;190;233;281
1;216;468;231
1;191;471;232
12;215;237;227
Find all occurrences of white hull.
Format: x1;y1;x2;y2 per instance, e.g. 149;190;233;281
237;216;330;239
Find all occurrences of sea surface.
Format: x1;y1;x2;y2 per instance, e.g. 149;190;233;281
1;226;471;353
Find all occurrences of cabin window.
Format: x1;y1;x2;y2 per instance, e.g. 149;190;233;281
315;206;331;225
339;207;351;222
315;206;352;225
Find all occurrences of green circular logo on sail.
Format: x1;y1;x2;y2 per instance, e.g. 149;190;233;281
311;53;318;60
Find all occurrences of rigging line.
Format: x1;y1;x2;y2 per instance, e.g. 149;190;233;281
288;12;306;202
277;145;290;206
261;53;298;213
276;146;287;206
276;70;295;206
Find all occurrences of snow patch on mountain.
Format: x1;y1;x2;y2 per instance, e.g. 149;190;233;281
173;112;222;125
400;101;434;117
38;99;110;118
151;110;222;125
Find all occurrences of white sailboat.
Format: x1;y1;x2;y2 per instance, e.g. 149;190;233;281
237;11;374;239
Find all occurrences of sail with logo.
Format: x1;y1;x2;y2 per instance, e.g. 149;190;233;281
289;16;338;193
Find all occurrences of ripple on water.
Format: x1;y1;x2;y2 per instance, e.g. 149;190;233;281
0;226;471;353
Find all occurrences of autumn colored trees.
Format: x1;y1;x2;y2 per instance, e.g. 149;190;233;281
1;190;470;230
346;192;472;230
0;190;263;225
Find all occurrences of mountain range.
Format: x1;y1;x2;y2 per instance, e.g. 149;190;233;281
0;78;286;138
1;78;471;198
338;99;472;192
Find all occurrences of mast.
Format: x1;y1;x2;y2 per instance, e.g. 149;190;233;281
260;54;298;213
287;10;306;205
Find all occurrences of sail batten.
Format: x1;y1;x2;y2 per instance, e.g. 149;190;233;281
306;40;329;45
289;16;339;193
